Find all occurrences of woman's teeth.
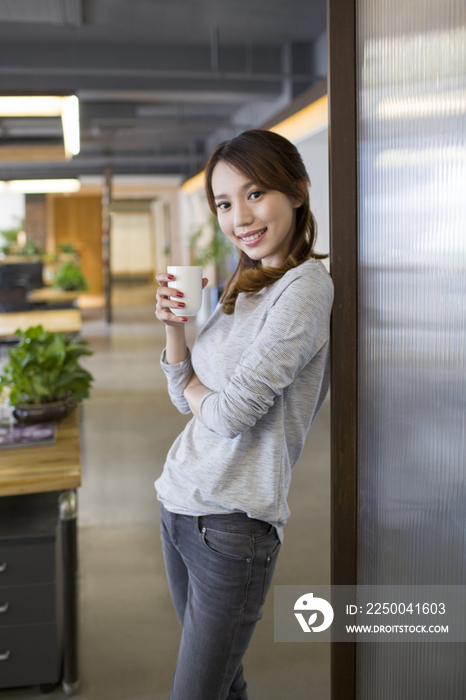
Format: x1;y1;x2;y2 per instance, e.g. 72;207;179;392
241;229;266;242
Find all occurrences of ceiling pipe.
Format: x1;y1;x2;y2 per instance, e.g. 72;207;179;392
281;42;293;103
210;26;219;73
245;38;253;74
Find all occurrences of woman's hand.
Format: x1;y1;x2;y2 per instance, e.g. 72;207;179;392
184;372;212;420
155;273;208;327
155;272;187;327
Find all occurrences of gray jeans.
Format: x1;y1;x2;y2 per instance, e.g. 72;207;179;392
160;503;281;700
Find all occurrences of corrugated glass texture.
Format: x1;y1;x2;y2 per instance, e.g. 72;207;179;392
356;0;466;697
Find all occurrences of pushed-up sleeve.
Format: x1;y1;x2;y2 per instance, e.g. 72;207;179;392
160;348;193;414
199;272;333;438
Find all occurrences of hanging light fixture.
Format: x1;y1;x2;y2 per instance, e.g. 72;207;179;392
0;179;81;193
0;95;80;160
61;96;80;158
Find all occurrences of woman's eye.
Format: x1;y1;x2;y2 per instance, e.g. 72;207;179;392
217;202;230;211
249;191;262;200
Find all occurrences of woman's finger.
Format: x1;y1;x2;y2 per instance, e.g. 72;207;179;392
155;272;175;285
157;284;183;300
156;294;187;313
156;272;180;297
158;297;186;311
156;273;182;298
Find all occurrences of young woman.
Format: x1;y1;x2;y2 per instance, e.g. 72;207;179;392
155;129;334;700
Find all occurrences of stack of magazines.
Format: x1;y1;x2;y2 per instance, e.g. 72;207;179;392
0;423;57;450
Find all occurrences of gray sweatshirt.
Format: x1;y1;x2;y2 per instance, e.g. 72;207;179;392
155;259;334;541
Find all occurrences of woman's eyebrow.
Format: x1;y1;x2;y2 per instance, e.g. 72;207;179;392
214;181;256;200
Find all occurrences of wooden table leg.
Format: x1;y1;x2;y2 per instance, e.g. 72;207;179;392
59;490;79;695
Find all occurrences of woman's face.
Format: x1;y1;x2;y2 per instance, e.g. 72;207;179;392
211;160;301;268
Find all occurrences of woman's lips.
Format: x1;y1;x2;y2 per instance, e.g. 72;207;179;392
237;227;267;246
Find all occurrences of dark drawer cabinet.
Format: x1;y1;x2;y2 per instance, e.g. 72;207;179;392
0;492;63;690
0;583;56;625
0;541;56;585
0;623;61;688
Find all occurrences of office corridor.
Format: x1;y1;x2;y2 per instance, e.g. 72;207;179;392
2;284;331;700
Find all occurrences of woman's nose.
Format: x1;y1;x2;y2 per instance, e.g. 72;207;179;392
234;202;253;229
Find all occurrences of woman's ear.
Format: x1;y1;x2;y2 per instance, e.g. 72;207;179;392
292;178;309;208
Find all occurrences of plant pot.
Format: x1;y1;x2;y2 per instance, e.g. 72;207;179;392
58;253;80;264
13;397;78;425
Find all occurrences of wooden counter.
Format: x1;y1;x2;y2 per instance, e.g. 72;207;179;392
0;308;82;339
0;409;81;497
27;288;79;305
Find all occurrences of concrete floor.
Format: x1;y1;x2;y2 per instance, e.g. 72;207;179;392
2;284;331;700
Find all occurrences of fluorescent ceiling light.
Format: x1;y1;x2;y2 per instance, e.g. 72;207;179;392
61;95;80;159
0;95;80;159
0;96;63;116
0;179;81;194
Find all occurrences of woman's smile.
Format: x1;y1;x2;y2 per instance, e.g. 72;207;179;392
237;227;267;245
211;160;301;268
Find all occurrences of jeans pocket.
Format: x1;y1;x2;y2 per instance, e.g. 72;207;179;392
260;534;281;605
201;527;253;562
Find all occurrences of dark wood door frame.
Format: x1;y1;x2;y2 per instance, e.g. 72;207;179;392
328;0;358;696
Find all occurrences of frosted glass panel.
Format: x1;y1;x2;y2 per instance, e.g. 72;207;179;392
356;0;466;697
110;212;153;275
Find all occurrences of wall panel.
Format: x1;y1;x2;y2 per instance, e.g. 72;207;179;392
356;0;466;697
53;195;102;293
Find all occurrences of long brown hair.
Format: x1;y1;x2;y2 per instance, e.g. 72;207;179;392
205;129;325;314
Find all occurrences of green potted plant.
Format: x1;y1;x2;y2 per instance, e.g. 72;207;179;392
57;242;78;255
1;225;42;262
17;237;42;257
189;214;237;323
190;213;237;290
0;225;22;256
56;242;80;263
42;243;81;285
0;325;94;424
53;261;89;291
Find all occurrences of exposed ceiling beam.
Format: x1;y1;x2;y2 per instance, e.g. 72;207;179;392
81;120;247;133
0;150;206;174
78;90;280;104
0;41;315;95
0;74;284;98
0;66;315;83
75;153;206;166
0;0;83;25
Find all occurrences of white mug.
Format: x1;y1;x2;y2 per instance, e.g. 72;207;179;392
167;266;203;317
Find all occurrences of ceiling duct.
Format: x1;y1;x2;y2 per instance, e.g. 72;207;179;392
0;0;82;25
